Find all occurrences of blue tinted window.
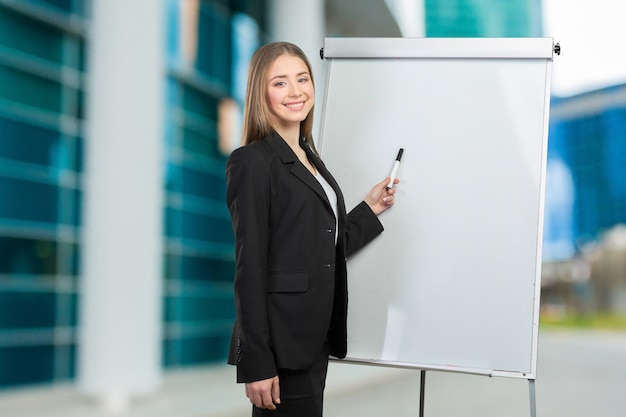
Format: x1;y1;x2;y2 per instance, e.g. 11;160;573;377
165;208;233;244
0;116;65;168
0;237;57;274
164;294;234;322
0;7;64;64
65;86;82;119
74;136;84;173
164;253;234;282
66;241;80;276
0;177;58;223
0;64;62;113
182;127;220;158
603;110;626;202
163;335;229;367
21;0;87;16
54;242;80;276
196;4;232;85
182;85;218;119
425;0;541;37
165;165;226;201
184;167;225;200
72;188;82;226
231;1;267;26
54;292;78;326
0;345;54;387
0;291;56;328
30;0;72;13
77;38;86;73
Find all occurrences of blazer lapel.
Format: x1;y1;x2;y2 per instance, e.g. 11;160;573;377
305;143;347;220
303;142;351;246
266;132;331;206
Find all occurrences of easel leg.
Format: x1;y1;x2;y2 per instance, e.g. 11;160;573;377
419;370;426;417
528;379;537;417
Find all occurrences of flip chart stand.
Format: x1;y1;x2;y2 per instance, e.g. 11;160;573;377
417;371;537;417
319;37;558;417
419;371;426;417
529;379;537;417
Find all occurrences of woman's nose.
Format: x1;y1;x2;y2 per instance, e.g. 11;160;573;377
288;84;301;97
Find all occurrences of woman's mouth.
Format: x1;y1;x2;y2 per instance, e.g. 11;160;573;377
285;102;305;110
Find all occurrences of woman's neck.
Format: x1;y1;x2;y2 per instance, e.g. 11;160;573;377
273;123;301;148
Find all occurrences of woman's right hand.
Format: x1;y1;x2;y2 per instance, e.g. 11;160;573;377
364;177;399;215
245;375;281;410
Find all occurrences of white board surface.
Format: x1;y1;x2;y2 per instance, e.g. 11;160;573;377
318;38;554;378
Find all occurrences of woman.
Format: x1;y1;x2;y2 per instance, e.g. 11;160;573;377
226;41;398;416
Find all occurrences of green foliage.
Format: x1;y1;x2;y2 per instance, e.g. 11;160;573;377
540;313;626;330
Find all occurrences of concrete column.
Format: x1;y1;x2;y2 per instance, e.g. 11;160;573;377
268;0;326;140
79;0;164;411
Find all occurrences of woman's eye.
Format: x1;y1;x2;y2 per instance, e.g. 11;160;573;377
274;81;286;87
298;77;309;83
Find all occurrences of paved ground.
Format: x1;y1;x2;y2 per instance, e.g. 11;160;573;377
1;329;625;417
321;329;626;417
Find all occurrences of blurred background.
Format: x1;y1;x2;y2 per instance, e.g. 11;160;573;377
0;0;625;416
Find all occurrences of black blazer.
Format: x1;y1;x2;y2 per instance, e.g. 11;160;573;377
226;131;383;383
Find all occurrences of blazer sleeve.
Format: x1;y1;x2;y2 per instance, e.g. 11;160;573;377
345;201;384;258
226;147;277;382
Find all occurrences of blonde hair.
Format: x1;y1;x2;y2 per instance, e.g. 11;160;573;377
241;42;317;154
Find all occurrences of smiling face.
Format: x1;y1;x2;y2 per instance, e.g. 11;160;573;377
265;54;315;133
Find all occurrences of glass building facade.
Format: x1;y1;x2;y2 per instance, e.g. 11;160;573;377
544;85;626;260
0;0;87;388
161;0;266;369
425;0;543;37
0;0;268;389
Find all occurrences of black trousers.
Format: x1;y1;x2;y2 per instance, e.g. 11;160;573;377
252;342;330;417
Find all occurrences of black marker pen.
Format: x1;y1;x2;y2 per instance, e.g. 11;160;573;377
386;148;404;190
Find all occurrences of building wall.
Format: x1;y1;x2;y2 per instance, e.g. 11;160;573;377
424;0;543;37
0;0;268;390
546;85;626;256
160;0;268;369
0;0;87;388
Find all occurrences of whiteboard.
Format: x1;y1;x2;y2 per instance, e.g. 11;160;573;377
318;38;555;379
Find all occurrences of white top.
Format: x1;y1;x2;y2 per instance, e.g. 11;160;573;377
314;171;338;244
